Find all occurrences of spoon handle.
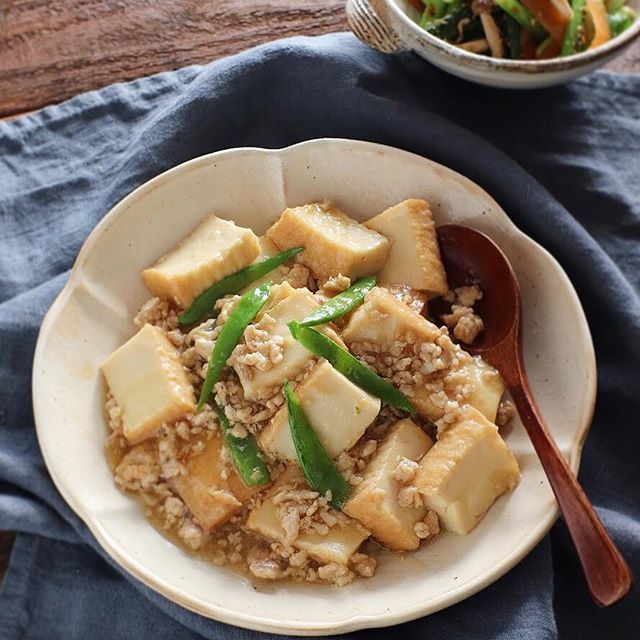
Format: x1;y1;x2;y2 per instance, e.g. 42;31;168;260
504;368;633;606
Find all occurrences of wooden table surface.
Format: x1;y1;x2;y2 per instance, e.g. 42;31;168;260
0;0;638;586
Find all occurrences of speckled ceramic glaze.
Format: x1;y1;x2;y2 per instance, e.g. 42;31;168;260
346;0;640;88
33;139;596;635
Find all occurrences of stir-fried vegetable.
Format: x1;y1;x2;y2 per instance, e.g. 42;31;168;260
495;0;547;35
609;6;636;35
562;0;587;54
179;247;303;326
585;0;612;47
505;15;524;56
415;0;634;58
215;404;270;487
196;282;271;412
298;276;376;328
283;381;351;509
288;321;416;414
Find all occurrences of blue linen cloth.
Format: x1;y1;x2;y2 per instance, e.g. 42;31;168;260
0;32;639;640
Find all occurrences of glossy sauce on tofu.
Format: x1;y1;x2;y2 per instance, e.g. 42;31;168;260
101;199;519;586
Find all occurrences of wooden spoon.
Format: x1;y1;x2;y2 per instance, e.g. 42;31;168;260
435;223;633;607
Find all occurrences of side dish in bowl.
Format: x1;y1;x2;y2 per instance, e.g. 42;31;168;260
412;0;635;59
102;198;520;587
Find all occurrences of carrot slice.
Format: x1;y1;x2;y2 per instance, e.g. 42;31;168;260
521;0;572;42
585;0;611;48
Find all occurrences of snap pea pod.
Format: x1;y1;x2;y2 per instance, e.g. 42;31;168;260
287;321;416;414
196;282;271;412
178;247;303;326
608;6;635;36
562;0;587;55
283;381;351;509
495;0;547;36
298;276;376;328
215;404;270;487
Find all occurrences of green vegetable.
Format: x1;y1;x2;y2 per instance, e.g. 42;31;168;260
298;276;376;328
178;247;303;326
215;405;270;487
608;6;636;36
196;282;271;412
495;0;547;36
505;15;523;58
422;5;472;40
288;321;416;414
283;381;351;509
421;0;447;25
562;0;587;55
606;0;625;13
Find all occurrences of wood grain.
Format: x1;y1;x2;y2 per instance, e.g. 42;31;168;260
1;0;639;116
0;0;347;116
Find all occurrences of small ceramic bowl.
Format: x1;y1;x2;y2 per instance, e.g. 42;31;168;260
346;0;640;88
33;139;596;635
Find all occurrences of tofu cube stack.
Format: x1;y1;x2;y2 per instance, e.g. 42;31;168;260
232;283;344;401
266;202;390;281
246;472;369;565
416;407;520;534
142;214;260;307
365;199;448;297
101;324;195;443
343;287;504;423
344;418;433;551
172;432;259;532
259;360;381;461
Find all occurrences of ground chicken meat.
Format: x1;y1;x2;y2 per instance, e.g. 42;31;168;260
496;399;516;427
441;285;484;345
414;510;440;539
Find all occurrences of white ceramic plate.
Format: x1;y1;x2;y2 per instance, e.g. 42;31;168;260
33;139;596;636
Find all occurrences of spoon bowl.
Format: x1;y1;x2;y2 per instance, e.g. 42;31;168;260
436;223;633;607
435;224;519;356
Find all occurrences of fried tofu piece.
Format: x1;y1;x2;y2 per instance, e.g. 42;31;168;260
171;431;260;533
383;283;428;316
232;283;343;401
365;199;448;297
342;287;442;352
416;407;519;535
344;419;433;551
266;202;390;281
342;288;503;422
259;361;380;461
142;214;260;307
246;473;369;564
101;324;196;443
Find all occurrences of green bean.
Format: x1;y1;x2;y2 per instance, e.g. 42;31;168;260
608;6;636;36
215;405;270;487
283;381;351;509
505;15;523;58
287;321;416;414
196;282;271;412
562;0;587;55
298;276;376;328
495;0;547;37
178;247;303;326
